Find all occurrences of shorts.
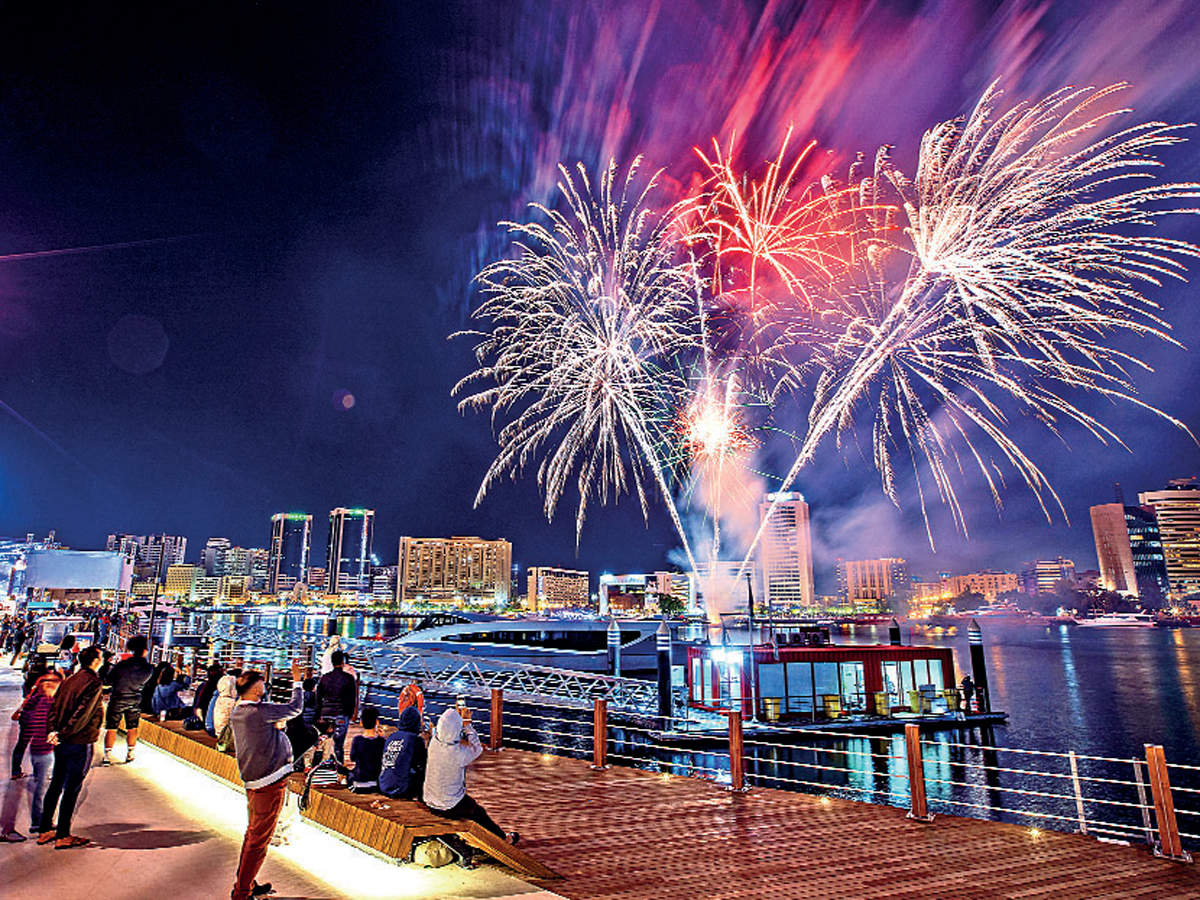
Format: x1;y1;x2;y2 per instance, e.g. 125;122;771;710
105;703;142;730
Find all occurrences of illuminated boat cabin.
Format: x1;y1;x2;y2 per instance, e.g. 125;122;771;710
686;628;956;718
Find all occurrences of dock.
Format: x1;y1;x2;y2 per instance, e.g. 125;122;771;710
465;748;1200;900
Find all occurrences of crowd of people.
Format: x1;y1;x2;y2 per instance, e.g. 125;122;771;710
4;628;518;900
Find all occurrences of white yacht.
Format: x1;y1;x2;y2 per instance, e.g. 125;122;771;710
388;614;682;673
1075;612;1156;627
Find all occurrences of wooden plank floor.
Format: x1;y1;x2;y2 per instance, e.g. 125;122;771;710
465;749;1200;900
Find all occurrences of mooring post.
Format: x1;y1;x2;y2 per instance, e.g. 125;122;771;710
1145;743;1192;862
606;616;621;677
489;688;503;751
906;723;935;822
591;697;608;769
727;710;747;792
656;617;673;721
968;619;992;713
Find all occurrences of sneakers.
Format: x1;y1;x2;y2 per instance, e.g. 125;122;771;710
506;831;520;845
36;831;57;845
250;881;274;896
100;755;113;767
125;751;135;763
1;831;26;843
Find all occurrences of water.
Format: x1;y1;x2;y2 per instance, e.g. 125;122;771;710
200;611;1200;843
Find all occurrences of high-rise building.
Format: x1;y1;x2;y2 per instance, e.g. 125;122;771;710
1091;502;1170;601
268;513;312;593
1020;557;1076;595
599;571;693;615
106;533;142;559
757;492;815;610
203;537;232;576
397;536;512;606
370;565;398;604
693;560;757;617
327;508;375;594
526;567;589;612
835;558;910;613
217;575;251;603
140;534;187;574
1138;479;1200;599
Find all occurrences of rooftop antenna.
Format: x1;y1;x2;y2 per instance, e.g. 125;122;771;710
1114;482;1125;505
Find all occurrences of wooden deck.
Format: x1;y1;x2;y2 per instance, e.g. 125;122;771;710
465;749;1200;900
135;718;1200;899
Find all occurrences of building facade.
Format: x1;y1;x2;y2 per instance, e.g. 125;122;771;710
326;508;375;594
397;535;512;606
164;564;201;604
526;566;590;612
1091;503;1169;601
835;558;910;613
944;570;1020;603
757;492;815;610
1020;557;1076;595
268;513;312;593
203;537;232;576
1138;479;1200;599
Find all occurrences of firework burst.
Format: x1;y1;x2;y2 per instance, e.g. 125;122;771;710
453;158;702;568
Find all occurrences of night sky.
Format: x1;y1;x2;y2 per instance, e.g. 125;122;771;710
1;2;1198;591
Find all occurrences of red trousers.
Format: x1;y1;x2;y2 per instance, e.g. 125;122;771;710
232;777;288;900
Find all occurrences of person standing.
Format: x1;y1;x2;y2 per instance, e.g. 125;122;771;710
315;650;356;764
8;621;26;665
36;645;104;849
228;661;305;900
10;673;62;838
101;635;153;766
318;636;341;675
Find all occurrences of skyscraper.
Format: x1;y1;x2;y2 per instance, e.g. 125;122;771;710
758;492;814;610
1138;479;1200;600
1020;557;1076;595
141;534;187;573
268;513;312;593
203;537;232;576
1091;503;1169;601
327;508;375;594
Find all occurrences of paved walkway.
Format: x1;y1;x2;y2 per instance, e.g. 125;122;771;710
0;663;550;900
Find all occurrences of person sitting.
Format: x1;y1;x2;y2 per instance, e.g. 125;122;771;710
151;666;191;719
379;705;426;800
141;662;170;713
193;663;224;721
424;707;517;845
346;707;385;793
206;668;240;737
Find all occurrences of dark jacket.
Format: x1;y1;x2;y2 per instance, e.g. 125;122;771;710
51;668;104;745
348;734;385;790
378;707;427;799
315;668;356;719
106;655;154;707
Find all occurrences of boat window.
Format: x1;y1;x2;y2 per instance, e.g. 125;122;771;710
883;661;901;707
786;662;813;714
839;662;866;710
913;658;930;688
926;659;944;690
814;662;839;707
758;663;785;708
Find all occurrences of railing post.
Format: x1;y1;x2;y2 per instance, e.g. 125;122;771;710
1133;758;1155;846
1145;743;1193;862
591;698;608;769
489;688;503;751
905;723;934;822
727;710;747;793
1068;750;1088;835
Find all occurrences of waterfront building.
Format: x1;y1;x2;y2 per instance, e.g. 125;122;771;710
1020;557;1076;595
944;571;1020;603
327;508;375;593
217;575;251;603
193;576;220;602
757;492;815;610
693;560;758;618
526;566;590;612
1091;503;1170;601
307;566;327;590
164;564;200;603
203;537;232;576
600;571;695;615
397;535;512;606
370;565;397;603
141;534;187;573
267;513;312;593
835;558;910;613
1138;479;1200;599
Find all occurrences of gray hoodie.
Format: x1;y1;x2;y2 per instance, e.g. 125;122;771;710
230;684;304;790
423;707;482;811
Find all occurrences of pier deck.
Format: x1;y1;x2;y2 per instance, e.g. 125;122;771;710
468;748;1200;900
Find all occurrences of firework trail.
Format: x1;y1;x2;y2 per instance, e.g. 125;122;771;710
453;158;703;572
743;83;1200;574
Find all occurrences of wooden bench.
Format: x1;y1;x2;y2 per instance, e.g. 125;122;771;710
135;717;558;880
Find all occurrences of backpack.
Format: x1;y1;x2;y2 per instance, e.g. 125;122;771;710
413;839;455;868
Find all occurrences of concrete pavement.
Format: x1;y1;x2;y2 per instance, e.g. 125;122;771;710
1;661;561;900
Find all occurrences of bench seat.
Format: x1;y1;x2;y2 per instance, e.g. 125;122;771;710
135;716;558;879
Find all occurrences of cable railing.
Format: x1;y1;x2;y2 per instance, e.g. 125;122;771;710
189;622;1197;863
